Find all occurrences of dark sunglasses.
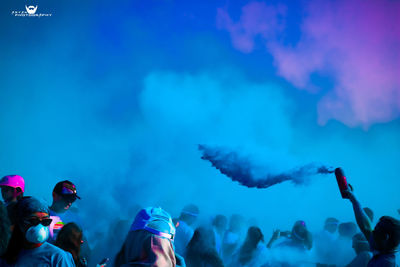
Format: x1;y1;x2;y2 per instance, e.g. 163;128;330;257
24;217;53;227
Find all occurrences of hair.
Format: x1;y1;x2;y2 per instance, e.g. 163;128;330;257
55;222;83;266
338;222;357;239
213;215;227;230
0;201;11;256
229;214;245;233
352;233;370;254
238;226;264;265
186;227;224;267
377;216;400;252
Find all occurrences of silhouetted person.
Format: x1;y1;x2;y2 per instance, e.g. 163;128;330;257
314;217;339;265
268;220;312;251
346;233;372;267
212;215;228;256
228;226;269;267
186;227;224;267
335;222;358;266
222;214;245;262
55;222;87;266
174;204;199;256
343;185;400;266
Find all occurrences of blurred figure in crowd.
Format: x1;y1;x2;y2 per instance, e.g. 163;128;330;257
2;196;74;266
174;204;199;256
314;217;339;265
228;226;269;267
55;222;87;266
222;214;245;262
89;218;130;266
0;175;24;206
0;201;11;258
346;233;372;267
335;222;358;266
343;183;400;266
267;220;312;251
212;214;228;256
186;226;224;267
115;207;185;267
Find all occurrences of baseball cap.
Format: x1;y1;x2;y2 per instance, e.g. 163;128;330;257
130;207;175;240
0;175;25;192
53;180;81;200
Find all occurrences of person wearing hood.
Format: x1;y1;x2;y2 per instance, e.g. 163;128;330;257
2;196;75;266
114;207;185;267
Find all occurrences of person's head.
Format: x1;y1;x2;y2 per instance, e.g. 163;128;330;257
16;197;52;246
131;207;175;240
239;226;264;265
0;175;25;204
188;226;216;251
324;217;339;233
371;216;400;253
229;214;245;233
115;207;176;267
352;233;370;255
55;222;83;263
338;222;357;239
291;220;313;249
179;204;199;226
51;180;80;213
244;226;264;247
291;220;308;241
363;207;374;222
212;214;227;234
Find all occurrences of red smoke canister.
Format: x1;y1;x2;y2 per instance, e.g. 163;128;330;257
335;168;348;198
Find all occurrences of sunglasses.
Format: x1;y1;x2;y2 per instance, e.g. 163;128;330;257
24;217;53;227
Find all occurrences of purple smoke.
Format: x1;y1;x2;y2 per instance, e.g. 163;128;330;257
199;144;333;189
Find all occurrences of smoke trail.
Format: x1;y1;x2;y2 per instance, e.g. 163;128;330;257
199;144;333;189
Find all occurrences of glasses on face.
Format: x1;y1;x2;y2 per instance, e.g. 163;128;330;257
24;217;53;227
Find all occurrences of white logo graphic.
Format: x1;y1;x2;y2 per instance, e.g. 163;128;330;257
11;5;52;17
25;5;38;15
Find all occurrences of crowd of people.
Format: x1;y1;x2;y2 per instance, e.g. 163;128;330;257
0;174;399;267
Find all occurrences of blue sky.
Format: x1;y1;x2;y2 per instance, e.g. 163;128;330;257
1;0;399;233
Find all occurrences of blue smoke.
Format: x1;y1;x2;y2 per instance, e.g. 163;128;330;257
199;144;333;189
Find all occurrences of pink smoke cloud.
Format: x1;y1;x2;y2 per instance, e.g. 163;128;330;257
216;2;286;53
217;0;400;127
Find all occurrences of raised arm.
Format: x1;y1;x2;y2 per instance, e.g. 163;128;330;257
267;229;280;248
342;188;373;241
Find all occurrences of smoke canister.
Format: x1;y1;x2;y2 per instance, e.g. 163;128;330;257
335;168;348;198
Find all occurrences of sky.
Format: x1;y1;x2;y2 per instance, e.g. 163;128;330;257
0;0;399;235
